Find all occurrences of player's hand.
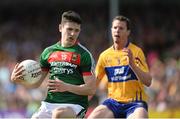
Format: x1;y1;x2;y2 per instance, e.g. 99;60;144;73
47;78;68;92
122;48;135;67
10;63;25;84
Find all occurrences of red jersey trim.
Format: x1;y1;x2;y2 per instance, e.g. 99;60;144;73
82;72;92;76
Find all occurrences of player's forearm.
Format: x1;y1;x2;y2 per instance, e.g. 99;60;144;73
130;64;152;87
66;83;96;96
19;81;40;89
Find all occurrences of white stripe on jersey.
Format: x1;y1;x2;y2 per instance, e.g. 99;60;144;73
78;43;95;73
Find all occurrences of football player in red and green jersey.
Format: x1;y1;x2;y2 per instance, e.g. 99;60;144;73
11;11;96;118
88;16;152;119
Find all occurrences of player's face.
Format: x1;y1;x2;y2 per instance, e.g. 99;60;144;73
111;20;130;44
59;22;81;47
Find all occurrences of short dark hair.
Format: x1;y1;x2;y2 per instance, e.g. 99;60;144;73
61;11;82;24
112;15;131;30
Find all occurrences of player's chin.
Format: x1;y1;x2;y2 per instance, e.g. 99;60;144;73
68;41;76;46
114;39;120;44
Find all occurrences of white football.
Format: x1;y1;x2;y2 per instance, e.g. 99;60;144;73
19;59;42;84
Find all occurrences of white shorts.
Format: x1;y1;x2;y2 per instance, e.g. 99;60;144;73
31;101;84;118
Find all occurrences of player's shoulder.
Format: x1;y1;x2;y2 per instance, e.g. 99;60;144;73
77;43;92;55
129;42;142;51
41;42;58;56
129;42;146;57
100;46;113;57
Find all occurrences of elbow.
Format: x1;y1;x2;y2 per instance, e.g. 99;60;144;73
145;76;152;87
146;82;151;87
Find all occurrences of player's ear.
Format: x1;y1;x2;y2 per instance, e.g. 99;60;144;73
59;24;62;32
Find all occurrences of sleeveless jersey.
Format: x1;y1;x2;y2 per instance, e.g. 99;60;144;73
96;42;149;103
40;42;95;109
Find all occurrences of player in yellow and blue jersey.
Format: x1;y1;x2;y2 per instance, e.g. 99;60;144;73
88;15;152;118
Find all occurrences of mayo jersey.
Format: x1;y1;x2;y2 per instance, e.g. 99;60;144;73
40;42;95;109
96;42;149;103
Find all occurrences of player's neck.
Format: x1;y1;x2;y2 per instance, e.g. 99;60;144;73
60;41;74;48
113;40;128;50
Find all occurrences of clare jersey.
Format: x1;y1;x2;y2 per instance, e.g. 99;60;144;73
40;42;95;109
96;42;149;103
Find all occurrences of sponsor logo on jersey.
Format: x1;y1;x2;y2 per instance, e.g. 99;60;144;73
48;51;81;75
105;65;137;82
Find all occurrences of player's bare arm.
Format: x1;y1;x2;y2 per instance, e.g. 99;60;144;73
130;63;152;87
48;74;96;95
122;48;152;87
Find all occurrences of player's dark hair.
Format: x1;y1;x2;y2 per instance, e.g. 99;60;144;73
61;11;82;25
112;15;131;30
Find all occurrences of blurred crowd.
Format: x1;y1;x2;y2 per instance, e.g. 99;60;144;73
147;54;180;112
0;2;180;118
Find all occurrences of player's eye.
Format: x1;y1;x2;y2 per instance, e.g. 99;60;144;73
67;28;73;31
114;26;117;29
75;29;80;33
